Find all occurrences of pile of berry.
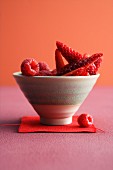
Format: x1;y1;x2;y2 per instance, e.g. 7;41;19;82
21;41;103;76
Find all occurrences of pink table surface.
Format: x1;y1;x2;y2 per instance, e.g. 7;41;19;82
0;86;113;170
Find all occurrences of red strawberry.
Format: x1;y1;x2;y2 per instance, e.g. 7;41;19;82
56;41;82;63
83;53;103;75
87;58;103;75
83;53;90;59
87;64;97;75
58;53;103;75
94;57;103;70
55;49;65;72
77;113;93;127
63;67;89;76
83;53;96;75
21;58;39;76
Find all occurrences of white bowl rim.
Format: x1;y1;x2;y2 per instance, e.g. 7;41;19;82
13;72;100;79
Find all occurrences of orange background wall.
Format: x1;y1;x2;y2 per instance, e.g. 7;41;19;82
0;0;113;86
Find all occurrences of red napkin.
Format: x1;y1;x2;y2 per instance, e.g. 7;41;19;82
19;116;96;133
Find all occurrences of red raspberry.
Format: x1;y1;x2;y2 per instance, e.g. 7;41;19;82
77;113;93;127
55;49;65;72
38;62;50;71
56;41;83;63
21;58;39;76
51;69;57;76
36;70;52;76
58;53;103;75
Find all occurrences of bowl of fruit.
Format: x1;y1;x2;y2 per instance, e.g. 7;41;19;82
13;41;103;125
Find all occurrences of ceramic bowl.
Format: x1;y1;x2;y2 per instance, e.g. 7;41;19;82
13;72;100;125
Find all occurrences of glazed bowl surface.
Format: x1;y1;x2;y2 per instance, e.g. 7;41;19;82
13;72;99;125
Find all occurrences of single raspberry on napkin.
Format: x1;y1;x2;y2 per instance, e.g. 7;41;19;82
77;114;93;127
18;116;96;133
56;41;83;63
55;49;65;72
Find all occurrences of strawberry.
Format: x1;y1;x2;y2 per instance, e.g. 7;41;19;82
63;67;89;76
56;41;82;63
87;64;97;75
77;113;93;127
83;53;90;59
58;53;103;75
94;57;103;70
87;58;103;75
21;58;39;76
83;53;103;75
55;49;65;72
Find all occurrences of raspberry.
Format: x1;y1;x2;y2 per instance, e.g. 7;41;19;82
58;53;103;75
36;70;52;76
77;113;93;127
51;69;57;76
55;49;65;72
56;41;83;63
38;62;50;71
21;58;39;76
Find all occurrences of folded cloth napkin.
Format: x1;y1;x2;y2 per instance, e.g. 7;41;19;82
19;116;96;133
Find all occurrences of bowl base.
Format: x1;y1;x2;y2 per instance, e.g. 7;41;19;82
40;116;72;125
